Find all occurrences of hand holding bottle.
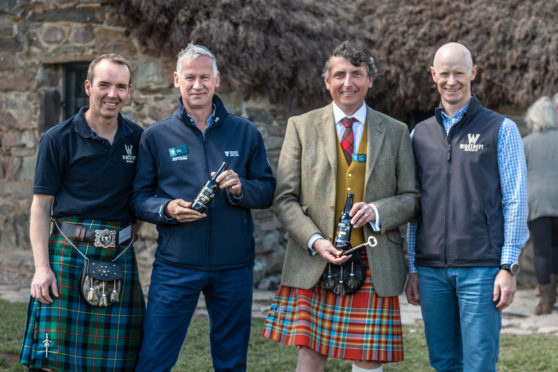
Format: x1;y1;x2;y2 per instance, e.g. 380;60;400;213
350;202;376;228
313;238;350;265
191;162;229;213
164;199;206;223
215;169;243;196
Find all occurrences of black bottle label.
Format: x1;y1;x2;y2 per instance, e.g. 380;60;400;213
334;193;354;249
191;162;229;213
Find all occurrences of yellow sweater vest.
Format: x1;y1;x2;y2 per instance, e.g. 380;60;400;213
335;124;367;247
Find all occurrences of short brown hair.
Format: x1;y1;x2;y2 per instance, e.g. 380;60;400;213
87;54;132;85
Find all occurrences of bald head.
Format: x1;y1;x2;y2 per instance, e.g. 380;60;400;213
430;42;477;116
433;42;474;71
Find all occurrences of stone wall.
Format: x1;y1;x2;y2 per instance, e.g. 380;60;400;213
0;0;287;290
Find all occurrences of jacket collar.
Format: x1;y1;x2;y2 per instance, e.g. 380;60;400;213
435;94;481;125
176;94;229;128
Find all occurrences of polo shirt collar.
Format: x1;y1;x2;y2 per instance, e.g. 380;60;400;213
73;106;131;139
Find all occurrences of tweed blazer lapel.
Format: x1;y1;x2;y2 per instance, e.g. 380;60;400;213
316;103;338;177
364;106;386;190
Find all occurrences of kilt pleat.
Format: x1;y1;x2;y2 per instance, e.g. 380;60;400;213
20;217;145;372
261;253;403;362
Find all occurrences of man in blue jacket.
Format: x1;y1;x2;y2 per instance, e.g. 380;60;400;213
133;43;276;372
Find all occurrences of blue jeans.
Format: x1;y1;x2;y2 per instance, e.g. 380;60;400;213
135;260;253;372
417;266;502;372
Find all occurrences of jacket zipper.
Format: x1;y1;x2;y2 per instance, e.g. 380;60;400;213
444;123;454;268
201;129;212;269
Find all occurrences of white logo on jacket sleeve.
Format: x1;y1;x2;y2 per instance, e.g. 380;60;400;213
459;133;484;152
224;150;239;157
122;144;137;163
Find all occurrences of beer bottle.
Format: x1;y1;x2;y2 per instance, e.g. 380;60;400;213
191;162;229;213
334;193;354;249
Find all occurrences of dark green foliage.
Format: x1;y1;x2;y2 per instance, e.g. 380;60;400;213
112;0;558;115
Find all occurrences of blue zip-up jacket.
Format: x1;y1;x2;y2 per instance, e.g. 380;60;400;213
132;94;276;270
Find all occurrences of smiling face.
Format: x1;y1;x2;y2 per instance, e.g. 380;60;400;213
174;55;220;113
431;43;477;115
325;56;373;116
84;59;131;121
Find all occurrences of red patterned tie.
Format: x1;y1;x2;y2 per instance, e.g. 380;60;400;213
340;117;356;165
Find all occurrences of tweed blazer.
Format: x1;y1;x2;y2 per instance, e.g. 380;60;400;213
274;103;420;297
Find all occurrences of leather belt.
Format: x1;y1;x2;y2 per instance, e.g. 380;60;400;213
53;220;131;248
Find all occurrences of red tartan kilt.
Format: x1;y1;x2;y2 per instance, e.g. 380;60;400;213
262;252;403;362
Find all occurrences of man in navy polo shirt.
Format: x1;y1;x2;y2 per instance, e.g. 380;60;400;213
21;54;145;371
132;43;275;372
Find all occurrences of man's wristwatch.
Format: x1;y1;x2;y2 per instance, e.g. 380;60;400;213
500;263;520;276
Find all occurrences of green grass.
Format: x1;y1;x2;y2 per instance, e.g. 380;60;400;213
1;299;557;371
0;300;27;372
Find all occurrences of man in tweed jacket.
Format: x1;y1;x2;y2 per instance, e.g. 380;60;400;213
264;41;420;372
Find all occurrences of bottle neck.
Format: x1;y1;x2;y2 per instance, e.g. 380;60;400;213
211;162;229;182
342;194;354;216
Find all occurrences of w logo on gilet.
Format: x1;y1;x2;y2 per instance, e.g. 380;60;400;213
467;133;480;145
460;133;484;152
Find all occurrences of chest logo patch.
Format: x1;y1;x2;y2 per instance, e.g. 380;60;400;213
352;153;366;162
224;150;239;157
122;144;136;163
459;133;484;152
169;145;189;161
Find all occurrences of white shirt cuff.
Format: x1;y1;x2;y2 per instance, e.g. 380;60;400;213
368;203;381;231
307;233;323;256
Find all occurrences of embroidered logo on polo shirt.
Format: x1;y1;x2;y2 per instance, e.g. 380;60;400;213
459;133;484;152
169;145;189;161
224;150;239;157
122;144;137;163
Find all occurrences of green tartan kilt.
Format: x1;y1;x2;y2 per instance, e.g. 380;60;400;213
20;218;145;372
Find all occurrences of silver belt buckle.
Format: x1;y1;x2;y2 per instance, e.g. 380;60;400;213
94;229;117;248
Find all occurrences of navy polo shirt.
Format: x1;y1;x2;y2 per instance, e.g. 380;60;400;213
33;107;143;223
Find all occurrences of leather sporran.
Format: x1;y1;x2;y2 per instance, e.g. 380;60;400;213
79;258;123;307
321;193;366;295
321;250;366;295
53;219;131;308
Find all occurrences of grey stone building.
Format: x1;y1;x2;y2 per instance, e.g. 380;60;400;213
0;0;288;290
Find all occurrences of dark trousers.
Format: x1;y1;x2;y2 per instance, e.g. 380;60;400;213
135;260;254;372
529;216;558;284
